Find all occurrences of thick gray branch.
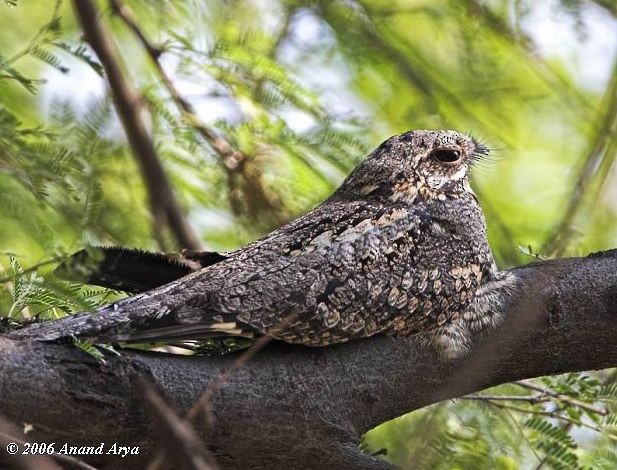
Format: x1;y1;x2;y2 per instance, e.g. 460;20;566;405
1;250;616;469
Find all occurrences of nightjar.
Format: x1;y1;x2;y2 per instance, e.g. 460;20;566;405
10;129;514;357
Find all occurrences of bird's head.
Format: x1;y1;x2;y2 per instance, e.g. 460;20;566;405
339;129;488;203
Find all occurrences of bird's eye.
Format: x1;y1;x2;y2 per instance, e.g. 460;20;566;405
432;149;462;164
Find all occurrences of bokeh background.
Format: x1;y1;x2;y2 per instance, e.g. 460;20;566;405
1;0;616;468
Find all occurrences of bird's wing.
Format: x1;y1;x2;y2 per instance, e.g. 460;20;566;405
9;245;321;343
11;202;428;345
54;246;228;293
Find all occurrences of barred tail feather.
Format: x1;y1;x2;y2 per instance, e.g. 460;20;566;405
8;301;257;345
8;303;135;342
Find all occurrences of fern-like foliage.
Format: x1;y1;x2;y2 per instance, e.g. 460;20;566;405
0;0;63;92
364;373;617;469
72;337;120;364
524;417;579;469
2;257;121;322
53;42;104;76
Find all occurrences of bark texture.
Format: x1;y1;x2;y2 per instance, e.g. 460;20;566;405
0;250;616;469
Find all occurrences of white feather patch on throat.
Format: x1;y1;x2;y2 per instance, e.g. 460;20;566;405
426;164;468;190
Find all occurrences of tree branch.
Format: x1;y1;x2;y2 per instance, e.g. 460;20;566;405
1;250;616;469
108;0;286;226
514;379;608;415
108;0;240;168
72;0;202;251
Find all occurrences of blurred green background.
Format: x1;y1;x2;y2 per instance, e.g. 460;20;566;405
1;0;616;468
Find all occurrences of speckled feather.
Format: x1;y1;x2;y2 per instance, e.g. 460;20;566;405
11;130;514;357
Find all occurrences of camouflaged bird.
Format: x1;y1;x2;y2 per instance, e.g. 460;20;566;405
10;129;515;358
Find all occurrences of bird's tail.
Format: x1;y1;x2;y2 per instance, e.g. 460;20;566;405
5;280;171;342
5;278;255;344
6;301;136;342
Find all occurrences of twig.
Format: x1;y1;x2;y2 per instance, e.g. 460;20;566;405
527;368;616;470
145;335;278;470
515;380;608;416
109;0;236;166
72;0;201;251
190;313;298;428
464;394;549;404
137;380;219;470
478;400;615;440
190;332;280;426
109;0;284;224
147;314;296;470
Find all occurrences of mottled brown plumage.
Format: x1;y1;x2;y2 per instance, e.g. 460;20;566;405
11;130;515;357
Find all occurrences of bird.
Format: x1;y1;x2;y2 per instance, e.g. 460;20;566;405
9;129;515;358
